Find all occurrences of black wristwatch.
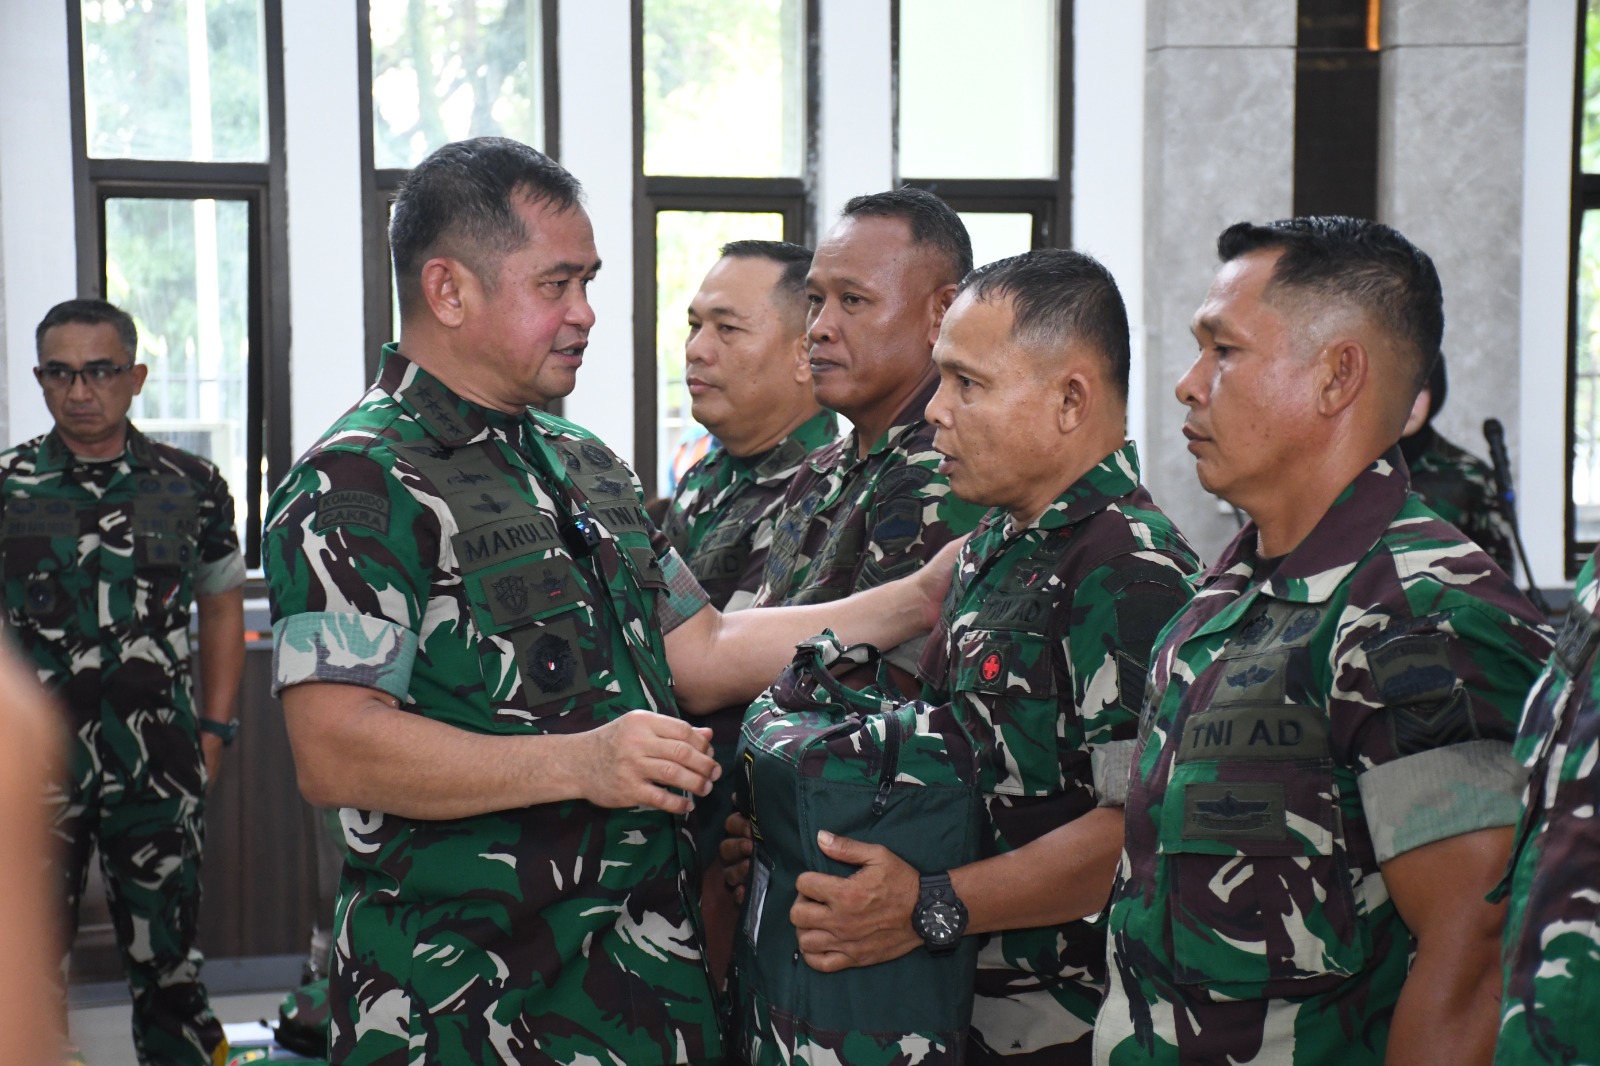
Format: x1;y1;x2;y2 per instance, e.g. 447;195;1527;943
198;717;240;746
912;871;969;955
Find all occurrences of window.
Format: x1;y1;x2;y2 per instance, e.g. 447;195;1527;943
69;0;287;567
633;0;815;496
1570;1;1600;574
894;0;1071;265
357;0;559;380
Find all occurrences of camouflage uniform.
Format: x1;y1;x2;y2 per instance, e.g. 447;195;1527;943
1097;450;1552;1066
1402;425;1515;574
1495;548;1600;1065
0;424;243;1066
917;443;1197;1065
752;378;988;674
263;348;722;1065
662;408;838;867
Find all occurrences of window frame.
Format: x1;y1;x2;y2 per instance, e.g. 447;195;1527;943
891;0;1073;252
629;0;820;496
65;0;289;569
355;0;563;387
1570;3;1599;577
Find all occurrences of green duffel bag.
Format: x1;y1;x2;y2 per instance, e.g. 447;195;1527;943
732;631;983;1065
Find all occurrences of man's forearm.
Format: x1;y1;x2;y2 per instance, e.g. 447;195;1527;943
1385;933;1502;1066
671;566;944;714
195;587;245;723
953;806;1124;935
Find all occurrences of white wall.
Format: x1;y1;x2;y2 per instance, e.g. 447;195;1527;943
1073;0;1148;451
0;1;77;447
815;0;894;226
1521;0;1579;587
554;0;636;457
282;0;366;459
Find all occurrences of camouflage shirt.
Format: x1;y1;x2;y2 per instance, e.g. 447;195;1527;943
1402;425;1515;574
263;348;721;1065
918;443;1197;1063
1496;548;1600;1065
662;408;838;613
1097;450;1552;1066
752;377;987;674
0;424;244;736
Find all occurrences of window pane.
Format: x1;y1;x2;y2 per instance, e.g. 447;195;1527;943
370;0;545;170
643;0;805;177
1574;209;1600;544
899;0;1059;179
656;210;785;490
81;0;266;162
960;212;1035;269
1584;1;1600;172
106;197;252;529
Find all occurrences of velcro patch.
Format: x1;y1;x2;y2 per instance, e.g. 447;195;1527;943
626;545;669;590
1182;781;1285;842
1555;600;1600;677
473;557;585;629
1367;634;1456;706
1391;687;1478;757
1177;703;1329;763
512;616;592;707
313;490;391;536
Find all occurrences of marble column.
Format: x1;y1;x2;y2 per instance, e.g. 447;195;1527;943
1141;0;1297;563
1379;0;1529;472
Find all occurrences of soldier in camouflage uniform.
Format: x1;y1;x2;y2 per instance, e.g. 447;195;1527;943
1495;547;1600;1065
1097;218;1553;1066
751;188;989;684
3;298;245;1066
663;239;839;984
782;251;1198;1065
1400;353;1515;573
264;138;957;1066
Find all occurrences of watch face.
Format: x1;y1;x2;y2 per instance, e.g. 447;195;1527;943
918;900;963;947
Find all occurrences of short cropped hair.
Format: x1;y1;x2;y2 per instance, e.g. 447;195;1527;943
720;239;813;302
389;136;584;313
1217;216;1444;391
35;299;137;360
840;187;973;285
957;249;1132;398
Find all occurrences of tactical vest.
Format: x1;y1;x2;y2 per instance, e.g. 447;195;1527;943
734;633;982;1065
392;377;675;724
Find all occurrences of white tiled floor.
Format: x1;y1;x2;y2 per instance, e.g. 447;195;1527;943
69;991;287;1064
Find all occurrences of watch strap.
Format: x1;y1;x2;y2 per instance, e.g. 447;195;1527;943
198;717;240;746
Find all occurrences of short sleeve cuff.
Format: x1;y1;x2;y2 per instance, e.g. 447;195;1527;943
196;549;246;596
658;547;711;634
272;612;418;700
1093;738;1137;806
884;633;930;678
1359;739;1522;863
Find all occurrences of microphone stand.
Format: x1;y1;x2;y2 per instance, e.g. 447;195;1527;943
1483;418;1552;617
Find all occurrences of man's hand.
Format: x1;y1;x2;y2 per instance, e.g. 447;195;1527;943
791;830;923;972
721;811;755;901
200;733;223;788
576;710;719;815
915;536;967;631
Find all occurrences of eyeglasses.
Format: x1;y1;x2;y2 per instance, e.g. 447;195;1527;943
35;363;136;390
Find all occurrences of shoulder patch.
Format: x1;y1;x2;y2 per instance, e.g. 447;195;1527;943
313;490;391;536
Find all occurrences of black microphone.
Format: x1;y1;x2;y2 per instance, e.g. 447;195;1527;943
1483;418;1515;511
1482;418;1551;616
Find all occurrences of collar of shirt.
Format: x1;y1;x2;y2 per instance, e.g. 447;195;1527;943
380;344;521;446
1205;446;1413;607
1000;439;1144;539
738;408;840;485
816;374;940;476
35;422;158;476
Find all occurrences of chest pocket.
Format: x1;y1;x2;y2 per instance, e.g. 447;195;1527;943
951;629;1060;797
1157;602;1370;998
2;499;79;625
132;488;199;572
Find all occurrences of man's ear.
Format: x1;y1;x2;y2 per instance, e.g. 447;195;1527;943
927;283;959;347
788;329;812;385
420;257;472;329
129;363;149;396
1057;367;1091;436
1315;337;1368;418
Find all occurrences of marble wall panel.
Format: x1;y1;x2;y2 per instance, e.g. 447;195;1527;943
1385;0;1527;47
1381;38;1528;467
1147;0;1296;50
1143;42;1295;563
